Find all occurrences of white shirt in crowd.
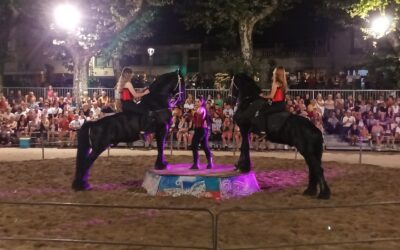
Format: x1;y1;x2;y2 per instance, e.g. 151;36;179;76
212;117;222;132
223;108;234;118
91;106;101;119
47;106;62;115
342;115;356;127
184;103;194;110
69;119;81;130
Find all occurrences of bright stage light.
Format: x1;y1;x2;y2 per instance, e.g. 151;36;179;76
370;15;392;38
54;4;81;31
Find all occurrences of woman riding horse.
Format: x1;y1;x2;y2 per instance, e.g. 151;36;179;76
116;67;150;114
231;73;330;199
72;71;184;191
255;66;288;136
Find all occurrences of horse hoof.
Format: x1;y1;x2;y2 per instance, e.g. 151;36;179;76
154;161;168;170
317;192;331;200
235;166;251;173
303;187;317;196
72;180;91;191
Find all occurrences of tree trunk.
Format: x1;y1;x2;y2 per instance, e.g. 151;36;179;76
72;53;90;106
387;33;400;57
112;55;121;81
239;19;255;67
0;64;4;89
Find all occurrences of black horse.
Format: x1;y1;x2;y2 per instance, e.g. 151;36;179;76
230;73;330;199
72;71;185;191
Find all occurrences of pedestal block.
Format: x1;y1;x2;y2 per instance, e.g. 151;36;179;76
142;163;260;200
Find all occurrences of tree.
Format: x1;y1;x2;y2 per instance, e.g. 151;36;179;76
45;0;146;102
35;0;169;103
0;0;22;88
345;0;400;87
175;0;298;69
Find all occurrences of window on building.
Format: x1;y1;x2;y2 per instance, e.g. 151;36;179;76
95;57;112;68
188;49;199;58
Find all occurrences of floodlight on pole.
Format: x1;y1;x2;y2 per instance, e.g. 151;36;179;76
54;4;81;31
370;14;392;38
147;48;155;82
147;48;155;57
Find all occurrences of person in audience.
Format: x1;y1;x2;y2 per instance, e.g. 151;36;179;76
69;114;82;146
223;103;234;118
233;123;242;149
324;94;335;119
371;120;385;148
176;115;189;150
17;115;28;137
47;85;54;101
214;93;223;109
341;110;355;139
98;90;109;107
348;123;360;146
90;102;101;120
221;117;233;150
184;95;194;110
57;113;70;147
315;93;325;117
210;112;222;149
334;93;344;114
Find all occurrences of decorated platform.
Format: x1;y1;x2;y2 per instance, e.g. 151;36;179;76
142;163;260;200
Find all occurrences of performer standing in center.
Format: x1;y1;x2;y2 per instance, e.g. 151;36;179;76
190;97;213;170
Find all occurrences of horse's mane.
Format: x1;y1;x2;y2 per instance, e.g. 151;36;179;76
235;73;262;100
148;71;177;94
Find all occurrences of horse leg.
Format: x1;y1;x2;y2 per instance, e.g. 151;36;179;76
298;141;331;199
235;125;252;173
72;148;103;191
154;125;168;170
302;155;319;197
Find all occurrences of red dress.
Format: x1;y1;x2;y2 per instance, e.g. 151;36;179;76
272;87;284;102
121;88;133;101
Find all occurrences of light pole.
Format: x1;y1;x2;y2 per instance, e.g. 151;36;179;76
147;47;155;82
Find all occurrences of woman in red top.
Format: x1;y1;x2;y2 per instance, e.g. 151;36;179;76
256;66;288;134
190;97;213;170
260;66;287;108
115;67;150;113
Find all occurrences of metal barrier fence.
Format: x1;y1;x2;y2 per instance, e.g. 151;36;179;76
216;201;400;249
1;87;399;103
1;201;400;249
0;201;215;249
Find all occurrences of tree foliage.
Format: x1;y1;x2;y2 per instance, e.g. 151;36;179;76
174;0;298;71
0;0;23;88
346;0;400;88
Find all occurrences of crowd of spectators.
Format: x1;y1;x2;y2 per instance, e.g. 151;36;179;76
0;86;115;147
1;86;400;151
284;93;400;149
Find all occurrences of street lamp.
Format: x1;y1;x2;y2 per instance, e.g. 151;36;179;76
53;4;81;32
147;47;155;82
370;14;392;38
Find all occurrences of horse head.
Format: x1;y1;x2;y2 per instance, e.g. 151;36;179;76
229;73;261;104
145;70;185;109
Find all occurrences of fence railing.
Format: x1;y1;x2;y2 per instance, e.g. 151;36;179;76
1;201;400;249
1;87;399;103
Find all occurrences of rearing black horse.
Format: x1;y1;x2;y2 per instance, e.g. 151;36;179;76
230;73;330;199
72;71;185;191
